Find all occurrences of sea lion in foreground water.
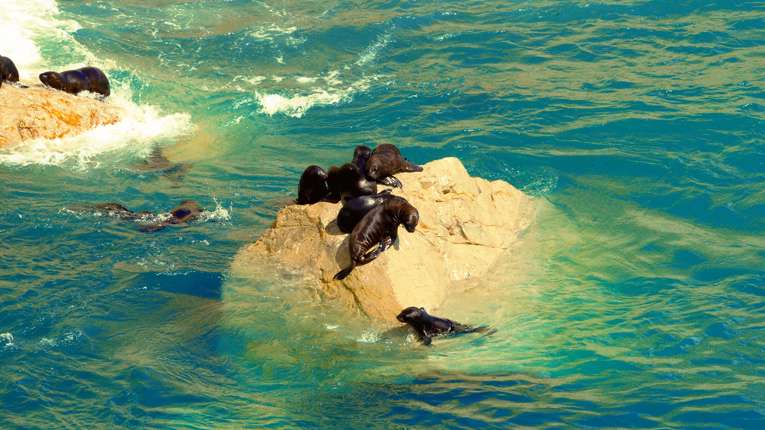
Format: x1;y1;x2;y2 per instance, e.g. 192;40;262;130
0;55;20;88
365;144;423;188
336;190;394;233
397;307;491;346
326;163;377;203
297;165;330;204
39;66;110;97
333;196;419;280
93;200;203;232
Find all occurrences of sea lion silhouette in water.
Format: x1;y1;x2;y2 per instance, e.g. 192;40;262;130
333;196;419;280
93;200;203;232
297;165;330;204
336;190;394;233
0;55;20;88
365;144;423;188
39;67;110;97
325;163;377;203
396;307;491;346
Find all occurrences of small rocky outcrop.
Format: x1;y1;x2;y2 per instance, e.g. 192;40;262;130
231;157;535;323
0;83;122;147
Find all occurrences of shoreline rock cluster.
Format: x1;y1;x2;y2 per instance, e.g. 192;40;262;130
232;157;535;324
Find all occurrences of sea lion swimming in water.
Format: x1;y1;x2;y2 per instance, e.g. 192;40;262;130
365;144;423;188
39;66;110;97
396;307;491;346
333;196;419;280
336;190;394;234
91;200;203;232
325;163;377;203
297;165;330;205
0;55;20;88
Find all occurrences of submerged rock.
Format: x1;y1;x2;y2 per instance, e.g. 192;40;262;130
231;157;535;323
0;83;122;147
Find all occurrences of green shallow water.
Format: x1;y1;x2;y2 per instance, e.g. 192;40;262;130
1;0;765;428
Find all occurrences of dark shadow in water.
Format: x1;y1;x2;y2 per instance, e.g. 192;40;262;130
134;271;223;300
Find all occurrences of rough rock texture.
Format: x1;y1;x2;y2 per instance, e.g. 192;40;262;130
0;83;122;147
231;157;535;323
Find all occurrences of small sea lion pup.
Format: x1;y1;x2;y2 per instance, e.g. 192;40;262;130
0;55;20;88
297;165;330;204
397;307;489;346
336;190;394;234
325;163;377;203
333;196;419;280
365;144;423;188
39;66;111;97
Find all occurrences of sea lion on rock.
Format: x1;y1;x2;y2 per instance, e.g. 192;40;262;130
333;196;419;280
0;55;20;88
336;190;394;234
326;163;377;203
396;307;490;346
351;145;372;173
297;165;330;205
365;144;423;188
39;67;111;97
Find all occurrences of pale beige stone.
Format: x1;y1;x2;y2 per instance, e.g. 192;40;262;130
231;157;536;323
0;83;122;147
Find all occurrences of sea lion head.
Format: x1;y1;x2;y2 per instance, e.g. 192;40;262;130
398;202;419;233
171;200;203;222
397;306;427;323
365;156;385;181
39;71;65;90
352;145;372;170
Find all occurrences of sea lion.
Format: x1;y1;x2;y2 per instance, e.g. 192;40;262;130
351;145;372;173
39;66;111;97
297;165;330;204
0;55;20;88
336;190;394;234
396;307;490;346
365;144;423;188
325;163;377;203
90;200;203;232
333;196;419;280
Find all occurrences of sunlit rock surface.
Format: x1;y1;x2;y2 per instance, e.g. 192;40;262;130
0;83;122;147
231;157;536;323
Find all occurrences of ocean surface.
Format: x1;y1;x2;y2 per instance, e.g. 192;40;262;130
2;0;765;428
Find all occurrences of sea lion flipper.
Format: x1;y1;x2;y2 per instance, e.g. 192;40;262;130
333;265;354;280
402;160;423;173
357;238;392;265
378;176;402;188
421;334;432;346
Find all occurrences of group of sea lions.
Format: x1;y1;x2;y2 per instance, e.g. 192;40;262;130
296;144;490;345
0;54;110;97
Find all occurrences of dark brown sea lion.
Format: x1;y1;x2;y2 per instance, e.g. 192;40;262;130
325;163;377;203
39;66;110;97
351;145;372;173
0;55;20;88
333;196;419;280
91;200;203;232
396;307;491;346
336;190;394;234
297;165;330;204
365;144;423;188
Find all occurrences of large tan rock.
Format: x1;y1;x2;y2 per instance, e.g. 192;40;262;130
0;83;122;147
231;157;535;323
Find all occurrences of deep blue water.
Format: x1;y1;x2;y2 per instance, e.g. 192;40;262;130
2;0;765;428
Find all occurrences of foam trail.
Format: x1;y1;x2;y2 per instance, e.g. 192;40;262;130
0;0;194;167
255;75;376;118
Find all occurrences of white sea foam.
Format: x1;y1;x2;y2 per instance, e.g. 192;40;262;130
255;74;376;118
0;0;193;168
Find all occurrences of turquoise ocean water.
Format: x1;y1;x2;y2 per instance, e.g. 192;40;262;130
2;0;765;428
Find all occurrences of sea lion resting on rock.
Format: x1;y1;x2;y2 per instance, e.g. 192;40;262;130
397;307;491;346
93;200;203;232
336;190;394;233
0;55;20;88
365;144;423;188
297;165;330;205
325;163;377;203
334;196;419;280
39;66;110;97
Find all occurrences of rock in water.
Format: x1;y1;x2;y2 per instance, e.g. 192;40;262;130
231;157;536;323
0;83;122;147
